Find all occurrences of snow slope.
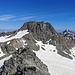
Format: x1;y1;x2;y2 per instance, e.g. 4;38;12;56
0;55;12;67
0;47;5;57
0;30;29;42
70;47;75;56
34;41;75;75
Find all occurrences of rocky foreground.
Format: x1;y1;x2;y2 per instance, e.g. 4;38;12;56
0;47;50;75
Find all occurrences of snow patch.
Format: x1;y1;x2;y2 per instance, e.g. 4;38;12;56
0;47;5;57
21;39;28;46
35;40;57;52
0;30;29;42
7;41;10;44
46;39;51;44
15;48;18;50
15;30;29;38
0;35;10;42
0;55;12;67
34;40;75;75
70;47;75;57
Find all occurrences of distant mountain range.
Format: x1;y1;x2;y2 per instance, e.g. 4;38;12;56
0;29;16;32
55;29;75;33
63;29;75;39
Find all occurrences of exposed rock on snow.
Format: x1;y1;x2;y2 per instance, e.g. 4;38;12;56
19;21;75;59
0;48;50;75
0;55;12;67
34;40;75;75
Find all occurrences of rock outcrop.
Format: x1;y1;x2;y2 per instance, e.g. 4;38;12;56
0;21;75;59
20;21;58;44
0;48;50;75
19;21;75;59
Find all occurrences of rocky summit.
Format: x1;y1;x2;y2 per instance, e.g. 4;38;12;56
0;21;75;75
19;21;75;59
19;21;57;43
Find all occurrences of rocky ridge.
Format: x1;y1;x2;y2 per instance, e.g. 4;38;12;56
19;21;75;59
0;47;50;75
0;21;75;75
0;21;75;59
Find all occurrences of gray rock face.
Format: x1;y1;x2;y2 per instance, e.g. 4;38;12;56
19;21;75;59
20;21;58;44
1;43;16;54
23;33;40;51
0;48;50;75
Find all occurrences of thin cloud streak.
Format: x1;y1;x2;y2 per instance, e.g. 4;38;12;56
0;14;15;21
15;16;36;20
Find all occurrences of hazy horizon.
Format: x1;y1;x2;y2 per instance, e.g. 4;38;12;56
0;28;75;33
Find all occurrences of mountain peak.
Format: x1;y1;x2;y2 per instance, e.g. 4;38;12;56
65;29;69;31
20;21;55;32
63;29;75;39
19;21;58;43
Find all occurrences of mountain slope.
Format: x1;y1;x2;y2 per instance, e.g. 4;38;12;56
0;21;75;75
19;21;75;59
34;40;75;75
0;48;50;75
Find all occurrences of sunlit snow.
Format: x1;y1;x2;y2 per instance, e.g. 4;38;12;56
0;47;5;57
0;30;29;42
0;55;12;67
34;40;75;75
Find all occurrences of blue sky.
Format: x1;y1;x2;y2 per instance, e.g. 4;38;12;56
0;0;75;31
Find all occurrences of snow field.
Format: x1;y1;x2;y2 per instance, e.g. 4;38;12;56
34;40;75;75
0;30;29;42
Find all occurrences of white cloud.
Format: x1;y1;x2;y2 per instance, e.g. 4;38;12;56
0;14;36;21
15;16;36;20
0;14;15;21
